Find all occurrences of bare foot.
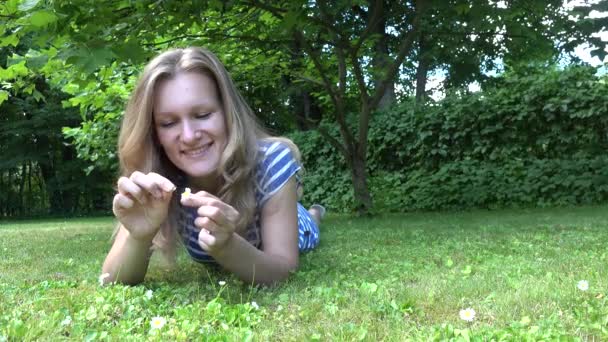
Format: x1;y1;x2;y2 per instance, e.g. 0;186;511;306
308;204;326;227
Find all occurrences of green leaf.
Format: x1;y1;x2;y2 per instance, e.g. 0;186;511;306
32;89;44;102
29;10;57;27
444;257;454;268
0;61;29;80
67;47;116;74
0;90;9;105
112;41;147;63
26;54;48;69
18;0;41;11
5;0;20;13
0;34;19;48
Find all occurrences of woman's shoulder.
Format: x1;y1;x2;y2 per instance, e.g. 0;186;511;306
257;137;300;161
254;138;301;203
257;138;290;153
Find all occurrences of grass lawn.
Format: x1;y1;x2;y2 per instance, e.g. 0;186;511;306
1;205;608;340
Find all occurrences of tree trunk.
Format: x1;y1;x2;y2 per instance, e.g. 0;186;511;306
36;163;48;212
38;156;64;215
18;163;26;216
287;35;322;130
27;161;32;211
350;150;372;215
415;33;429;103
370;0;396;111
7;169;13;216
0;171;4;217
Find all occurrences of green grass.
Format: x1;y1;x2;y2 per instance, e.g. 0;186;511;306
1;206;608;340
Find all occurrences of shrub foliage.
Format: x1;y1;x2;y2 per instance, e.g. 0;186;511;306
292;65;608;212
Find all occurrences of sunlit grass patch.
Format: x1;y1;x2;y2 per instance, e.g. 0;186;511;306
1;205;608;340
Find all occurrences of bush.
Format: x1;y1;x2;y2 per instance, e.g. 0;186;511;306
292;65;608;212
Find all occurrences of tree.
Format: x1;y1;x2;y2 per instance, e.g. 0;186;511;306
1;0;606;214
411;0;608;101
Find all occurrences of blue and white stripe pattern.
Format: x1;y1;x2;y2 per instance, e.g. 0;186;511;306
178;140;320;264
296;202;320;252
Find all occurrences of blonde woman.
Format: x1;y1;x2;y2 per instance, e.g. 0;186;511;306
102;47;324;286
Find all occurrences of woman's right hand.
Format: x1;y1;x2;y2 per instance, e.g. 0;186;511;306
112;171;176;242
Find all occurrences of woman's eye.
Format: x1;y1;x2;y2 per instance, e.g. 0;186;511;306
159;122;175;128
196;112;212;119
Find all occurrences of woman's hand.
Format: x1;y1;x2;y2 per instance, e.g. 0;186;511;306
112;171;176;242
181;191;240;253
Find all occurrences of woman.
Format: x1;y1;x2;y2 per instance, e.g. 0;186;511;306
102;47;324;286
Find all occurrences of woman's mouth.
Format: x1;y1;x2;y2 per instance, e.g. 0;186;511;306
182;143;212;157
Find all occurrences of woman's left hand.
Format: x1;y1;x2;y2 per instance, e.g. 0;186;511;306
180;191;240;253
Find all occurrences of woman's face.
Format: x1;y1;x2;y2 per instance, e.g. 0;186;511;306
153;71;227;189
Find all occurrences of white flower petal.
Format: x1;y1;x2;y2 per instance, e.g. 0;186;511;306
459;308;476;322
577;280;589;291
98;273;110;286
181;187;191;199
150;316;166;330
60;316;72;326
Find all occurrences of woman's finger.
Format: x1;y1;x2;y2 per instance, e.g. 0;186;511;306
148;172;176;193
117;176;147;204
181;191;227;210
112;193;134;212
130;172;163;199
194;216;219;232
196;205;230;227
198;229;215;249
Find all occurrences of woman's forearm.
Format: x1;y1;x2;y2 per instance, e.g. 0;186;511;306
209;234;298;285
101;227;153;285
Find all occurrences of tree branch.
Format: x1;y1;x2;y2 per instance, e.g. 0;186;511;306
293;75;325;88
310;122;349;158
351;4;368;21
371;0;427;110
292;31;339;111
316;0;347;96
142;34;206;47
245;0;286;19
352;0;384;55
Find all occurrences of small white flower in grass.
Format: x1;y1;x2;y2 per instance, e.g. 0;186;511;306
218;280;226;286
60;315;72;326
577;280;589;291
145;290;153;300
251;301;259;310
459;308;476;322
98;273;110;286
150;316;166;330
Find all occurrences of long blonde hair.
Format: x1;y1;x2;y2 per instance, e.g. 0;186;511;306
117;47;300;257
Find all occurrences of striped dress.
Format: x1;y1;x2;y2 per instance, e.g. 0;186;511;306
178;140;320;263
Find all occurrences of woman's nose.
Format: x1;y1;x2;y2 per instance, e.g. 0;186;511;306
180;121;200;143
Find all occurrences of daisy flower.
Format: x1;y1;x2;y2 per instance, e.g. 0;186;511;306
459;308;476;322
60;316;72;326
145;289;153;300
98;273;110;286
218;280;226;286
577;280;589;291
251;301;259;310
150;316;166;330
181;187;191;200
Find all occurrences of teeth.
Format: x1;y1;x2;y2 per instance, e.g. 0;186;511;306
183;145;208;156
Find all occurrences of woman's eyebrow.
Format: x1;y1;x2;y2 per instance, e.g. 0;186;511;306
155;102;216;116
